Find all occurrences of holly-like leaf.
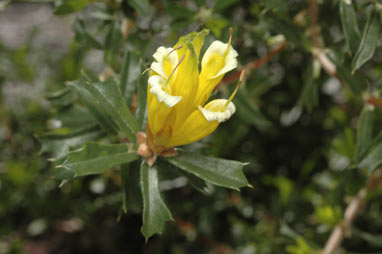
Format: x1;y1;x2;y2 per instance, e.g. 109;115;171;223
351;9;380;73
167;151;249;191
140;162;173;240
61;142;138;176
359;139;382;172
39;125;105;160
68;80;117;134
70;78;140;141
340;0;361;54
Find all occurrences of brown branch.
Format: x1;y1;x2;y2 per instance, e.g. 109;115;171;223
322;169;382;254
367;95;382;107
221;41;286;85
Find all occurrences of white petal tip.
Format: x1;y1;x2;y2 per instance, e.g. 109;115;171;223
199;102;236;123
148;75;182;107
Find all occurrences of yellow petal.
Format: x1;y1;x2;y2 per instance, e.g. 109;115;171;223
147;75;181;135
166;99;236;147
150;46;178;79
194;40;238;107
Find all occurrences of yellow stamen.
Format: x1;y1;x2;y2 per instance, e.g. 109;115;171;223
224;70;245;109
223;27;233;58
165;54;185;86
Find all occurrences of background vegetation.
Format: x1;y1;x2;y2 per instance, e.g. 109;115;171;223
1;0;382;253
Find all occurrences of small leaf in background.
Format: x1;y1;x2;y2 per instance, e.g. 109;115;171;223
164;4;196;19
204;16;229;38
39;125;105;160
120;51;142;105
213;0;239;12
68;80;117;134
104;21;123;67
234;89;272;131
351;9;380;74
61;142;138;176
339;0;361;54
54;0;89;15
353;107;374;163
46;88;77;108
329;54;364;93
298;61;319;112
135;73;147;129
266;18;311;50
315;205;342;227
285;237;314;254
50;105;96;130
140;162;173;240
167;151;249;191
359;141;382;172
54;166;75;181
353;229;382;247
72;19;103;49
126;0;150;16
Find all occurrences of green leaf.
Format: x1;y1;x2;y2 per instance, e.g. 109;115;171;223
54;0;89;15
329;54;363;93
54;166;75;180
46;88;77;108
61;142;138;176
359;140;382;172
266;17;311;50
68;80;117;133
120;51;142;104
167;151;249;191
140;162;173;240
85;79;140;141
136;73;147;129
51;105;97;130
156;158;211;194
127;0;150;16
164;4;196;19
351;9;380;73
340;0;361;54
104;21;123;67
298;61;319;112
72;19;103;49
120;163;130;213
234;89;272;131
39;125;105;160
354;107;374;163
213;0;239;12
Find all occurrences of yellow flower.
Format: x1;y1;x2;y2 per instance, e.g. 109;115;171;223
138;29;240;163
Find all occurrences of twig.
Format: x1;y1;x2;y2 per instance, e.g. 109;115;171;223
322;169;382;254
221;41;286;85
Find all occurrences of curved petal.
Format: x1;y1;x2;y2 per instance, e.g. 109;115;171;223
199;99;236;123
150;47;178;79
166;99;236;147
194;41;238;107
201;41;238;79
148;75;182;107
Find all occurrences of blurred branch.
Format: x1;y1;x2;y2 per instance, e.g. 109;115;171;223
366;95;382;107
309;0;344;86
322;169;382;254
221;41;286;85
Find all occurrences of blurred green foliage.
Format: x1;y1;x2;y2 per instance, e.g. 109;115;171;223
1;0;382;253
